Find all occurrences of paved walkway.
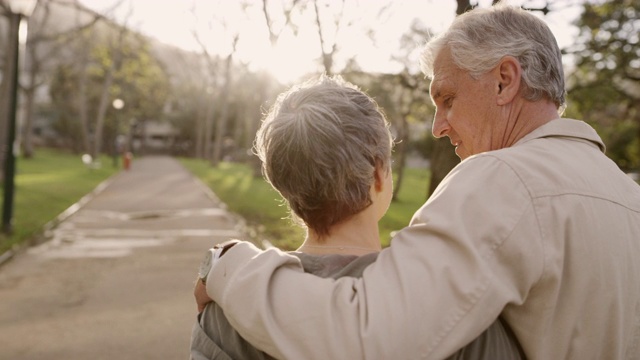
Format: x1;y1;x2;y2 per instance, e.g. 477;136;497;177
0;156;249;359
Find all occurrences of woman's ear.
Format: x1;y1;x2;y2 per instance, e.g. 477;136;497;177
494;56;522;106
373;164;386;193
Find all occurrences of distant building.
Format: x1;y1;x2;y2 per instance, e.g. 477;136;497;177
132;120;178;155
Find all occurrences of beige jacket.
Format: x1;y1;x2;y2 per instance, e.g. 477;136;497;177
193;253;523;360
207;119;640;360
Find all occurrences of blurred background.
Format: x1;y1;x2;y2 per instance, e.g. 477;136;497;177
0;0;638;251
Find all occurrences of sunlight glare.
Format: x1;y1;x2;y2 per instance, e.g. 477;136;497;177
77;0;584;84
261;29;320;84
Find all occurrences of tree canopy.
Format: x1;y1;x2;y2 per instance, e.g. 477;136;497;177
567;0;640;171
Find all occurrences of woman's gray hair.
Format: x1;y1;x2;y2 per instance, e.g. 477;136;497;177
420;3;566;110
254;75;393;238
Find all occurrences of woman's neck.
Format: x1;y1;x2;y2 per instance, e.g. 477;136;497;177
297;212;381;256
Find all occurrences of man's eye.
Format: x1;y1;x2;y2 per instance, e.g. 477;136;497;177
443;97;453;107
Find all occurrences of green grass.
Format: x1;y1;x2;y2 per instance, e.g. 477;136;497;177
180;159;305;250
0;148;117;255
381;167;430;246
180;158;430;250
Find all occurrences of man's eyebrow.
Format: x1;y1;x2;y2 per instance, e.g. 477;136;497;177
430;84;442;101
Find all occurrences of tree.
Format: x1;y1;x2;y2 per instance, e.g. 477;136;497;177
189;1;244;166
229;66;283;172
49;64;84;152
90;16;130;158
567;0;640;171
19;0;103;158
210;34;239;167
49;30;169;157
358;17;434;201
261;0;300;47
312;0;347;75
359;71;432;201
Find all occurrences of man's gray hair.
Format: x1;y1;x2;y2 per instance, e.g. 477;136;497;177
420;3;566;109
254;75;393;238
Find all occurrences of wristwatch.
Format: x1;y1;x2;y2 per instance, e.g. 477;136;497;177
198;240;239;285
198;248;216;285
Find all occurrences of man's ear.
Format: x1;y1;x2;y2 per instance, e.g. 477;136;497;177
494;56;522;106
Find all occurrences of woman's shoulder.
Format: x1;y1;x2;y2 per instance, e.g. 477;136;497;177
289;251;379;278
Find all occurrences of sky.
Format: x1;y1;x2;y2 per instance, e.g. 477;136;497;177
78;0;585;84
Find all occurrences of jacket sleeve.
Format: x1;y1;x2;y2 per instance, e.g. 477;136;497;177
207;155;545;360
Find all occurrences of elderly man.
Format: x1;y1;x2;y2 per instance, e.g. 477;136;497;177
195;3;640;359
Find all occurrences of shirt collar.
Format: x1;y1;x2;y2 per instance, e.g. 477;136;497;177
514;118;606;153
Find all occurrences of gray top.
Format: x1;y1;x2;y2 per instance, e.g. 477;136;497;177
190;252;523;360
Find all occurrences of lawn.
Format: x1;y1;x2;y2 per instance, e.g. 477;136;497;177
180;158;430;250
0;148;117;255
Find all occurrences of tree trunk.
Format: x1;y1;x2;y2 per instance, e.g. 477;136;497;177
77;61;92;154
20;4;44;158
194;97;205;159
72;7;100;156
91;64;115;158
203;95;214;161
76;37;92;155
457;0;472;14
211;52;233;167
428;138;459;197
21;1;100;158
92;22;127;159
313;0;343;75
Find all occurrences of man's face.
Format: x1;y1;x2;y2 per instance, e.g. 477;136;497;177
429;48;502;160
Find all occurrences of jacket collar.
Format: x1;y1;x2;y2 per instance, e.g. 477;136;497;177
514;118;606;153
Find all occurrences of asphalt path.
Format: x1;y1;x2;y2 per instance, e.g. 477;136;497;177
0;156;249;359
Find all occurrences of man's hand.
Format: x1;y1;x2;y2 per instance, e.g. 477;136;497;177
194;240;240;312
194;278;213;313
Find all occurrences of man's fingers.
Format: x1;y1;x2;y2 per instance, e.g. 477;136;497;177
194;277;213;313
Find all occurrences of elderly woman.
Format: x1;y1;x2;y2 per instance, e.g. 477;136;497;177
190;75;523;359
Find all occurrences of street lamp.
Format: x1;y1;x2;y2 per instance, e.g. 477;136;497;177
112;98;124;167
2;0;38;234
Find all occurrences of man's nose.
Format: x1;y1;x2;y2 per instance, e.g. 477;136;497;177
432;112;450;138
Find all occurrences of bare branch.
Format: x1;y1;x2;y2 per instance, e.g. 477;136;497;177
262;0;301;46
